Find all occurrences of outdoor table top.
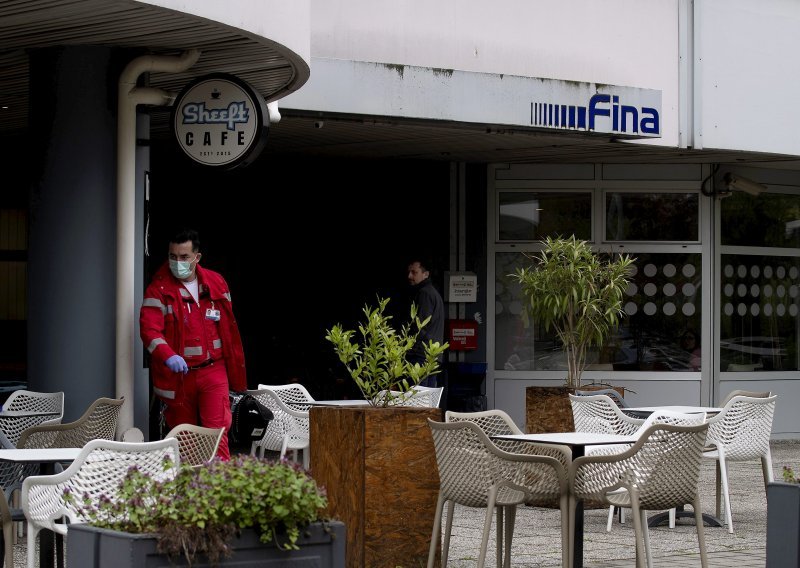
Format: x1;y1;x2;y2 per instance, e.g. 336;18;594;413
0;410;60;418
493;432;638;446
307;399;371;406
624;405;722;414
0;447;81;463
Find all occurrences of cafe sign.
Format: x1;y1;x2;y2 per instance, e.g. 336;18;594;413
172;73;269;169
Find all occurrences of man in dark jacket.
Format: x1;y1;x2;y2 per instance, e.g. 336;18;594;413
140;229;246;460
407;257;445;387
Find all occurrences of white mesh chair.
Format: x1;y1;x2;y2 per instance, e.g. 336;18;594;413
570;422;711;568
569;393;643;436
0;390;65;446
703;394;777;533
604;409;707;532
247;388;310;468
16;396;124;449
380;387;443;407
574;388;629;408
257;383;315;411
164;423;224;466
20;437;180;568
427;419;569;568
413;385;444;407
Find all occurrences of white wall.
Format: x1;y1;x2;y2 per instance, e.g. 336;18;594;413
695;0;800;155
308;0;681;147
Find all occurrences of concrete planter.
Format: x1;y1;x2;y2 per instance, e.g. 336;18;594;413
767;481;800;567
67;521;346;568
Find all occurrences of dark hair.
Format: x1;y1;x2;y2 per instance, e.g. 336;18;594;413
170;229;200;252
408;257;433;273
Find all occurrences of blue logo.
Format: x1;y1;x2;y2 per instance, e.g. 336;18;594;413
531;94;659;135
181;101;250;131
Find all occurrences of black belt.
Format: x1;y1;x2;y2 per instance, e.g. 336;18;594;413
189;359;215;370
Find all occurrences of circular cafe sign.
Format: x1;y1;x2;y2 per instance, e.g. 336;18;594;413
172;73;269;169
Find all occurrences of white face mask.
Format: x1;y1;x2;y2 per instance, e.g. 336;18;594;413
169;256;196;280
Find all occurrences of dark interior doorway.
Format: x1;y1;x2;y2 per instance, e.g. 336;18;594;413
148;143;451;399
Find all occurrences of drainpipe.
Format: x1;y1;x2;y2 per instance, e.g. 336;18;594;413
116;49;201;436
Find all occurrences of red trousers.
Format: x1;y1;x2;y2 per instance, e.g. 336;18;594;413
163;362;232;460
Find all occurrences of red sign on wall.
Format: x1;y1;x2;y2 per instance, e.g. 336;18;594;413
447;320;478;351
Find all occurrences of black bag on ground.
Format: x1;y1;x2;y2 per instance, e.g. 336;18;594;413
228;392;273;451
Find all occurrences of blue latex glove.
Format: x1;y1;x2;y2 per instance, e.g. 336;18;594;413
165;354;189;374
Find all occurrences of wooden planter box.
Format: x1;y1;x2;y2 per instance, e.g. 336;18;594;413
767;481;800;567
525;385;626;433
309;405;443;568
66;521;346;568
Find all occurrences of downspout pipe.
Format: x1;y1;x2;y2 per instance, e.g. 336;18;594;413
116;49;200;436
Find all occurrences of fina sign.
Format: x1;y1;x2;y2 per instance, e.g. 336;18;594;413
530;86;661;137
172;73;269;169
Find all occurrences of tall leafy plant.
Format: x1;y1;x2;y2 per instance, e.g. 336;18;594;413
510;235;634;388
325;297;448;406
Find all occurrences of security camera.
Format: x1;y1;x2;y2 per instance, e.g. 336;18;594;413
314;121;324;129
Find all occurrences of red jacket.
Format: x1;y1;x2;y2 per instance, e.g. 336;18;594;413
140;262;247;402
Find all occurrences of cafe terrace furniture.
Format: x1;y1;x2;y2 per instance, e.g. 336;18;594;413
247;388;310;468
569;393;643;437
1;447;83;568
0;391;64;446
164;423;224;466
16;396;124;450
427;419;569;568
574;388;629;408
491;431;636;568
21;438;180;568
569;422;711;568
703;394;777;533
412;385;444;407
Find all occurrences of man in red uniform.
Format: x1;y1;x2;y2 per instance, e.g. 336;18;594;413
140;229;246;459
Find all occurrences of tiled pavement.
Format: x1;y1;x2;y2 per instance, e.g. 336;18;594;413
14;441;795;567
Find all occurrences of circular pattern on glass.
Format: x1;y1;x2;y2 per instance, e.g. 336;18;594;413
624;302;638;316
663;264;676;277
663;283;676;297
791;267;799;279
683;283;697;296
778;285;786;298
791;286;799;298
509;300;523;315
737;303;747;316
778;266;786;279
764;266;774;278
791;304;799;317
737;284;747;297
683;264;696;278
628;265;639;277
496;282;505;295
644;283;658;297
495;300;504;315
778;304;786;316
750;284;760;297
644;264;657;277
724;284;734;297
764;304;773;317
724;303;734;316
764;284;773;298
663;302;676;316
751;303;760;316
626;282;638;296
644;302;657;316
724;265;734;278
737;265;747;278
751;265;760;278
682;303;696;316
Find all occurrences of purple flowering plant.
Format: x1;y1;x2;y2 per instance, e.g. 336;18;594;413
63;454;329;566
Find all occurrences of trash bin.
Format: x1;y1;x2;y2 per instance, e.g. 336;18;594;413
445;362;487;412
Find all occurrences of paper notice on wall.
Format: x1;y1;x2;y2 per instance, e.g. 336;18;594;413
447;273;477;303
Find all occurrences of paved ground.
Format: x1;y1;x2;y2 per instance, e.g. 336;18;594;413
438;440;800;567
14;441;795;567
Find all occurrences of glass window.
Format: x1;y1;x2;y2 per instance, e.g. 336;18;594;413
498;191;591;241
719;254;800;372
605;192;699;242
495;251;702;372
721;192;800;248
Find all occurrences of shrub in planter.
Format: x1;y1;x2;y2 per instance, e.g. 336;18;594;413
65;454;332;566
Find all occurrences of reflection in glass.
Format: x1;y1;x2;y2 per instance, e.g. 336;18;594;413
606;192;699;241
495;251;702;372
720;254;800;371
722;192;800;247
499;192;591;241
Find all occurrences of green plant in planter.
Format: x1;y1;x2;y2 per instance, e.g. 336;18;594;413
65;455;329;566
325;296;449;406
783;466;800;483
510;235;635;389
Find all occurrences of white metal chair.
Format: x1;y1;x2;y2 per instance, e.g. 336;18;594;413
427;419;569;568
16;396;124;449
380;387;443;407
570;422;711;568
247;388;309;468
21;437;180;568
257;383;315;411
574;388;629;408
703;394;777;533
569;393;643;436
165;423;224;466
412;385;444;407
